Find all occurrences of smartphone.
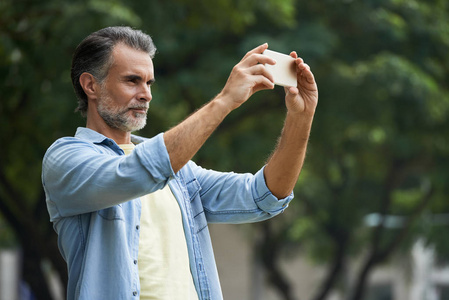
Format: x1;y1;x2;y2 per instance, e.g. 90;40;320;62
263;49;297;87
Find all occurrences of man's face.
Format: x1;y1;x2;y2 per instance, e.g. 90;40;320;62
96;43;155;133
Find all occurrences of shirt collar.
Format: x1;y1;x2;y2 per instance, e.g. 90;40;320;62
75;127;147;145
131;135;146;145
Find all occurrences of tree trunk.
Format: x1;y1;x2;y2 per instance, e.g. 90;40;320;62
21;246;54;300
312;236;347;300
348;255;376;300
18;219;67;300
260;222;296;300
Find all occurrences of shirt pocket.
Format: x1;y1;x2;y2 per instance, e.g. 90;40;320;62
98;204;125;221
186;178;207;233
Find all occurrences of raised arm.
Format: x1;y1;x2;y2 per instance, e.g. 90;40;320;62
163;43;276;173
264;52;318;198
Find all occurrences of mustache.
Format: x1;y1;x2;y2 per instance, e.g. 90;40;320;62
128;104;149;111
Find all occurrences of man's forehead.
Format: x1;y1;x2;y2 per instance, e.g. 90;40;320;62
110;43;154;72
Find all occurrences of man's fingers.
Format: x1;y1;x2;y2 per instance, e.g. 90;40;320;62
285;86;299;95
241;53;276;67
294;60;315;85
300;63;311;71
253;75;275;92
293;56;314;84
301;64;315;84
248;64;274;83
306;71;316;84
243;43;269;59
295;57;305;68
241;44;276;67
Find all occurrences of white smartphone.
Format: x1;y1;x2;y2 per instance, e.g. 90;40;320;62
263;49;297;87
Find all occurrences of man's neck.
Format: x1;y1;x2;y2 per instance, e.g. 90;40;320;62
86;118;132;145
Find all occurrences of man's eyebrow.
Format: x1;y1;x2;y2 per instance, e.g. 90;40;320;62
123;74;142;81
123;75;155;84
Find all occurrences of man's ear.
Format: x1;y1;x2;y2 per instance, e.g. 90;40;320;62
79;72;100;100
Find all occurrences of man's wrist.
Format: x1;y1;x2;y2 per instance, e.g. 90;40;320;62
286;109;315;125
212;92;236;115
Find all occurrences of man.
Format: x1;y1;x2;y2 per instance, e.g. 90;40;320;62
42;26;317;300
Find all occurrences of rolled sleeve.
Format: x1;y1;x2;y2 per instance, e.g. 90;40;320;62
252;167;294;214
134;133;175;181
42;131;176;219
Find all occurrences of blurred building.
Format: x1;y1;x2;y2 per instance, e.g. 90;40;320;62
0;249;20;300
0;249;63;300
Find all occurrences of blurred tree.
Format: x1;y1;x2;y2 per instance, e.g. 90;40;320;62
255;0;449;299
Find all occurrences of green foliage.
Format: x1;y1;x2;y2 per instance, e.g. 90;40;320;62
280;1;449;292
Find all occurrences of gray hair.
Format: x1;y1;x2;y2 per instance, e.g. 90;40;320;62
71;26;157;116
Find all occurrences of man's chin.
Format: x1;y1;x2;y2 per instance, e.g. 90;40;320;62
100;112;147;133
127;119;147;132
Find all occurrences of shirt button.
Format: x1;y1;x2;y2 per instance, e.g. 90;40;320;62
134;260;137;264
133;291;137;296
136;225;140;230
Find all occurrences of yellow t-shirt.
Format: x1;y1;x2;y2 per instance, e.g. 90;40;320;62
119;144;198;300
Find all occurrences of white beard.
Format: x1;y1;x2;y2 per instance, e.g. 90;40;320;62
97;92;148;132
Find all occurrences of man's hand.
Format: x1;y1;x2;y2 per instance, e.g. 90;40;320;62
284;52;318;115
217;43;276;111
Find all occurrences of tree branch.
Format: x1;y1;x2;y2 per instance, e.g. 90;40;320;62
312;233;348;300
350;180;434;300
260;222;296;300
371;159;405;252
376;182;434;262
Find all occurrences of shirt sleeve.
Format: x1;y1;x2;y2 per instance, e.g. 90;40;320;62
186;161;294;224
42;133;174;219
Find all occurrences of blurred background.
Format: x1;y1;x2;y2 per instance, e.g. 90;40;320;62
1;0;449;299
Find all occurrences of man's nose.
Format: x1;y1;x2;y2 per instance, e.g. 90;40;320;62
138;85;152;102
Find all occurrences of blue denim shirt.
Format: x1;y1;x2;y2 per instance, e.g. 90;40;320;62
42;127;293;300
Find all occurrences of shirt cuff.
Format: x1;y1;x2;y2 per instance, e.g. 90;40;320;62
252;166;294;214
